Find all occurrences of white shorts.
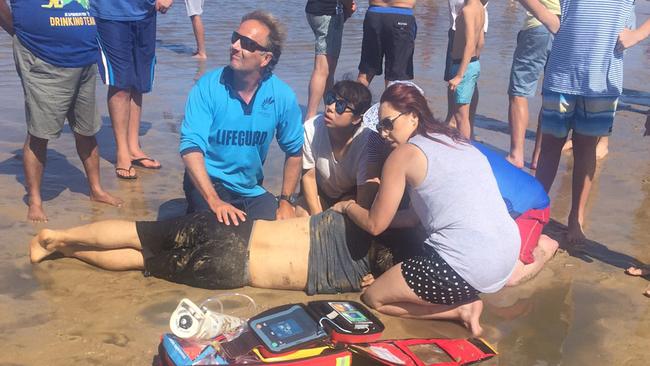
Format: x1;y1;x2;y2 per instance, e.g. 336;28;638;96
185;0;204;16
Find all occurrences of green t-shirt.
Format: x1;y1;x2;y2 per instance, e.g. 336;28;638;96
523;0;561;30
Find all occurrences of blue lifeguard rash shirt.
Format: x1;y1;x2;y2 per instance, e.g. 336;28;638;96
473;142;550;217
179;67;304;197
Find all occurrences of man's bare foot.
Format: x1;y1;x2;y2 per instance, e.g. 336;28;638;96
625;266;649;277
29;229;60;263
192;51;207;60
505;154;525;169
90;189;123;207
644;285;650;298
595;137;609;160
457;299;483;337
27;201;48;222
566;215;586;246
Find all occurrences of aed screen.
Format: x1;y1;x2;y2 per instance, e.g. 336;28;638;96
269;319;303;339
250;305;326;352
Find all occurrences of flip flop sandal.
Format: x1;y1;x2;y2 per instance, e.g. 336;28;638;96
131;157;162;170
115;166;137;180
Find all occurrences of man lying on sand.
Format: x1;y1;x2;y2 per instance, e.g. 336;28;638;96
30;210;388;295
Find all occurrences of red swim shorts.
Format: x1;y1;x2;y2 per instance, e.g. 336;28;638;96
515;207;550;265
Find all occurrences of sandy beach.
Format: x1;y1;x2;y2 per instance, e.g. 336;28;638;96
0;1;649;364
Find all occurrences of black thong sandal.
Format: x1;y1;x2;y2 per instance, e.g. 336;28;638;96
131;157;162;170
115;166;137;180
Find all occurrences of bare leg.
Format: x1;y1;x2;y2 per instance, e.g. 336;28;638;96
506;235;558;286
73;132;123;207
507;95;529;168
29;220;141;263
58;245;144;271
127;91;160;168
535;133;567;192
595;136;609;160
445;88;457;128
357;71;375;87
469;87;479;139
107;87;137;178
190;15;207;59
361;263;484;336
567;133;599;245
306;54;338;120
530;110;543;171
453;103;472;140
23;134;48;222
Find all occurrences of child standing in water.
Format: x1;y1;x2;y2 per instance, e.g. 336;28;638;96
447;0;487;139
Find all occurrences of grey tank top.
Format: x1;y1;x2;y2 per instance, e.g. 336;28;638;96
408;134;519;293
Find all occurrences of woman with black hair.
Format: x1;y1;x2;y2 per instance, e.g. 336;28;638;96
298;80;375;216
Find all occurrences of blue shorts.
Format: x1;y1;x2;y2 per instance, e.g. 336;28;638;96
508;25;553;97
306;13;344;58
96;15;157;93
541;90;618;138
449;59;480;105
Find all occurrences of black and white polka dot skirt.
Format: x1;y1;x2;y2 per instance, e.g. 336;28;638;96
401;250;480;305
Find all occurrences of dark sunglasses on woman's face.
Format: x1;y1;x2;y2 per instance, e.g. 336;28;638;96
231;31;270;53
324;91;356;115
376;112;405;132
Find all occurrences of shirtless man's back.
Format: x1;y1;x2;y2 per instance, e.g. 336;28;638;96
450;0;485;60
447;0;486;139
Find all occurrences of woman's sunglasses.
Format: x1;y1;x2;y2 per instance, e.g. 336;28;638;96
231;31;270;53
324;91;356;115
376;112;405;132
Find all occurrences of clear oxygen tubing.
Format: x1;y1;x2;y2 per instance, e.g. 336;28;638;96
199;292;257;319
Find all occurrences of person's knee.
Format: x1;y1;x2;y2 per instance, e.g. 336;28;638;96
108;87;131;101
26;133;48;148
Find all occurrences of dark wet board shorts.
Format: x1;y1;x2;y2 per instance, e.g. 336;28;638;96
136;211;254;289
306;210;372;295
358;6;416;81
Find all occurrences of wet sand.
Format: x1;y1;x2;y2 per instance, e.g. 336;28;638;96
1;1;649;364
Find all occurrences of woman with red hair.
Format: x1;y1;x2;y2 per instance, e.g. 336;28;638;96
334;83;520;336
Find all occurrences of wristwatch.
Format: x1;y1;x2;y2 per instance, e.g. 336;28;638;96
278;194;297;205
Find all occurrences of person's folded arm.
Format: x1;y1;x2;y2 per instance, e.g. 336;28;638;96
518;0;560;34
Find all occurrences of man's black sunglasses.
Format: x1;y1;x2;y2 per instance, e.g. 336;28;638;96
324;91;356;115
231;31;270;53
376;112;405;132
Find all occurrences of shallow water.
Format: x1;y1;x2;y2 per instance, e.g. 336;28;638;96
0;0;649;364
